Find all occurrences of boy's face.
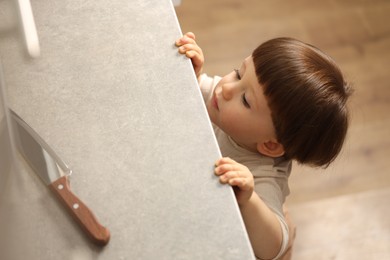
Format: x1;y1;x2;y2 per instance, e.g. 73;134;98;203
206;56;277;153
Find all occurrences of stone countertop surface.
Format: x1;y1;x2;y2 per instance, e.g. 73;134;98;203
0;0;254;259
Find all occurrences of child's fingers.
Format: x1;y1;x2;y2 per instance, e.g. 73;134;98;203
190;52;204;70
229;177;252;191
175;35;196;46
185;50;201;61
213;157;254;204
219;172;238;184
178;43;201;54
215;157;236;166
221;174;247;188
218;170;242;184
214;162;242;175
177;46;186;54
184;32;196;40
178;49;203;70
228;178;242;187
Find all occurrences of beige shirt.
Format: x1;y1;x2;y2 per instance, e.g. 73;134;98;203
199;73;291;259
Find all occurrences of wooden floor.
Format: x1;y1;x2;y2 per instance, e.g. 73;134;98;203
175;1;390;259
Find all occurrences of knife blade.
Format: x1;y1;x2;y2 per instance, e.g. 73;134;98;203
10;109;110;246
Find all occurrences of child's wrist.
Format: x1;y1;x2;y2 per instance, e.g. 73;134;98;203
237;191;255;208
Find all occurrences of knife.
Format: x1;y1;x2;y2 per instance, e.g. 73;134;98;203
10;109;110;246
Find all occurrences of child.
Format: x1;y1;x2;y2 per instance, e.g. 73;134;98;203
176;32;352;260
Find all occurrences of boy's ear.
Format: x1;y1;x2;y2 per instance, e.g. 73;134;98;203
257;140;285;158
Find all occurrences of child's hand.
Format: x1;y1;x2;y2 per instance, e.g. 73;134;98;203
175;32;204;79
214;157;254;205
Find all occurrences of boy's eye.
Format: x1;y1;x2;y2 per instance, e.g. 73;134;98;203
234;69;241;80
242;93;250;108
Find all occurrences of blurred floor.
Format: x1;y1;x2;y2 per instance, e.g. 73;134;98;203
175;1;390;259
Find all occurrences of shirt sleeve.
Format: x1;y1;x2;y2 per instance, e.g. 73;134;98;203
198;73;221;103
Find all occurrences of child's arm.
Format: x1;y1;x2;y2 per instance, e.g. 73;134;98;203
175;32;204;81
215;157;284;260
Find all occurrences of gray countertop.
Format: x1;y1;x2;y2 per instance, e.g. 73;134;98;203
0;0;254;259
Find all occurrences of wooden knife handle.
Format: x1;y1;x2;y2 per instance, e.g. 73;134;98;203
49;175;110;246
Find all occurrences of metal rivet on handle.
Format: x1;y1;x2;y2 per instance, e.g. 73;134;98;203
58;184;64;190
73;203;79;209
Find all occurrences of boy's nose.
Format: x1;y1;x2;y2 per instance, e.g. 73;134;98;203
221;84;235;101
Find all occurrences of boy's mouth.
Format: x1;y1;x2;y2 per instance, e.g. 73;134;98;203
212;92;219;110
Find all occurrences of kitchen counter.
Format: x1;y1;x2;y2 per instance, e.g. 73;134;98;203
0;0;254;259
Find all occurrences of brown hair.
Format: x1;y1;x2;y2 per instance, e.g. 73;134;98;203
252;37;352;167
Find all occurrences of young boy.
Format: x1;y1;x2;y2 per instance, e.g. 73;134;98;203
176;32;352;260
